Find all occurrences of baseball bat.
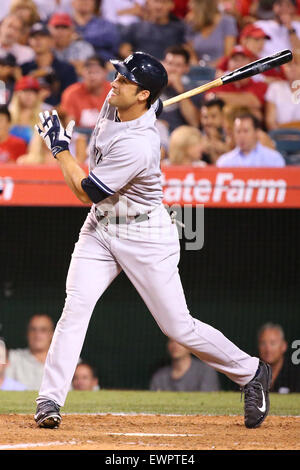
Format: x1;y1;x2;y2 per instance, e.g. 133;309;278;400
163;49;293;107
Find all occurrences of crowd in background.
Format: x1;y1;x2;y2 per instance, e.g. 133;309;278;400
0;1;299;395
0;0;299;166
1;315;299;392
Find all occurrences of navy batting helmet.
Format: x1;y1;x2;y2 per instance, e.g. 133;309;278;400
110;52;168;104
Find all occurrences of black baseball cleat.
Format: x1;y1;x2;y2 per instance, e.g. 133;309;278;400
242;361;272;429
34;400;61;429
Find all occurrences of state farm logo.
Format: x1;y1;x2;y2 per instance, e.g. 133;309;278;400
0;177;14;200
162;172;287;204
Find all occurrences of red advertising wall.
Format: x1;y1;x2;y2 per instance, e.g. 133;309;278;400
1;164;299;208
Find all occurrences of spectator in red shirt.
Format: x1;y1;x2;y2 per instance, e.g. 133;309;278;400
60;56;111;128
240;25;285;81
0;105;27;163
217;26;286;82
172;0;189;18
60;56;111;163
207;46;268;120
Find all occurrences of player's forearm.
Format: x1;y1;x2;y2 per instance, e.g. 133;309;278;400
56;150;92;204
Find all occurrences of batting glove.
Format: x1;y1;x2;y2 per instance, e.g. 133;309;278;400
35;110;75;158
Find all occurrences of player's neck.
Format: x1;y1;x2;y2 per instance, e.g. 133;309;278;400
117;104;148;122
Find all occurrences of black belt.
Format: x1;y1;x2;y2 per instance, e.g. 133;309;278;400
95;207;150;225
103;214;149;224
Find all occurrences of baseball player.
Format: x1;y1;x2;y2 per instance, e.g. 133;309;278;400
34;52;271;430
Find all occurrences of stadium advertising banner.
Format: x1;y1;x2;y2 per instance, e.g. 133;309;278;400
0;164;299;208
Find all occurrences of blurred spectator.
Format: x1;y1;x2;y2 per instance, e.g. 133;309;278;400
72;362;99;390
101;0;146;26
0;342;27;391
22;22;77;106
16;128;54;165
168;125;207;165
172;0;189;18
200;98;230;164
218;0;243;26
255;0;300;62
217;25;286;83
5;314;55;390
238;24;286;82
185;0;238;66
207;46;268;120
60;56;110;125
223;104;276;150
0;52;21;104
150;339;220;391
120;0;187;60
60;56;111;163
33;0;74;22
9;0;40;45
72;0;121;62
0;2;11;23
216;113;286;167
265;61;300;130
0;105;27;163
0;14;35;65
159;46;200;134
49;13;95;76
258;323;300;393
239;24;270;58
253;0;276;20
9;76;44;145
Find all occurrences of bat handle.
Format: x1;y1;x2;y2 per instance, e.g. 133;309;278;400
163;78;223;107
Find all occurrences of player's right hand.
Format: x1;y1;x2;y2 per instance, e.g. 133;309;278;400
35;110;75;158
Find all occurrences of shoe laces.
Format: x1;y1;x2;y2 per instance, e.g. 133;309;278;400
240;381;262;407
39;400;60;412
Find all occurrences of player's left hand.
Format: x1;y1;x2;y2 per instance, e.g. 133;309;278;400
35;110;75;158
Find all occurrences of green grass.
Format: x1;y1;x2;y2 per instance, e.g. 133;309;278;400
0;391;300;416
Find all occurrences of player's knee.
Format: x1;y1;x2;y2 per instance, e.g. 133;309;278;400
162;320;195;345
62;293;94;318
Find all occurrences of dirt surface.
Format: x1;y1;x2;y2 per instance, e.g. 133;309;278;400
0;414;299;450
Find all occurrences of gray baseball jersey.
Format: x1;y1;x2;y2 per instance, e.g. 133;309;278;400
88;90;163;217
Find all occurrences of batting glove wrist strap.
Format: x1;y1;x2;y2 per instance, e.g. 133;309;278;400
35;110;75;158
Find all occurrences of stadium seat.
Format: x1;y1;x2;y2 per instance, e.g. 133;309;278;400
269;129;300;165
183;65;216;88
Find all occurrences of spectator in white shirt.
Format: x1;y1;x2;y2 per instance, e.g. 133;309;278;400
0;1;11;23
33;0;73;22
265;61;300;130
101;0;146;26
5;314;55;390
0;15;35;65
217;113;285;167
255;0;300;62
0;342;27;391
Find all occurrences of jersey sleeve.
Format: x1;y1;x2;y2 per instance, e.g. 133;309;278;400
88;137;149;196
